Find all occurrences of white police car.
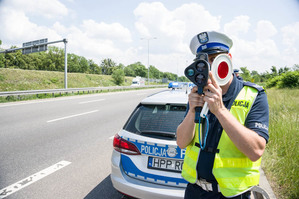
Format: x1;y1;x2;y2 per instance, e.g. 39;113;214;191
111;89;188;199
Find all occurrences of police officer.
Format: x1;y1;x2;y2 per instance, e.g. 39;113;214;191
234;69;244;81
176;31;269;199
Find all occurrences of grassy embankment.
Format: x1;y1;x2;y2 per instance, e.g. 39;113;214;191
0;68;134;91
263;88;299;199
0;68;142;102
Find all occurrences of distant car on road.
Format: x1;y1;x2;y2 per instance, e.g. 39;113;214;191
131;76;145;86
111;89;188;199
168;81;179;89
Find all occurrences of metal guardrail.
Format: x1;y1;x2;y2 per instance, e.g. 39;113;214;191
0;85;166;97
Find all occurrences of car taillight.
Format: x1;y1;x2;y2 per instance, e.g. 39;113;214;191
113;134;141;155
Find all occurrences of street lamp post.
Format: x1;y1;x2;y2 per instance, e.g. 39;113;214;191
141;37;157;85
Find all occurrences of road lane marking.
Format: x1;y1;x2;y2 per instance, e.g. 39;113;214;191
47;110;99;123
79;99;105;104
0;160;71;199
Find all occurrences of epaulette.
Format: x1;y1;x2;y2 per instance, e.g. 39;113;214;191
243;81;265;92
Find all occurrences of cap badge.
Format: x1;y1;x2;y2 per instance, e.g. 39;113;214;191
198;32;209;44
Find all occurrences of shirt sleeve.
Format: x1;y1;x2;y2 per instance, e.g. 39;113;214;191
245;91;269;143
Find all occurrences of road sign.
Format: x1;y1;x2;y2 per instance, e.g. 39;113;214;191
22;38;48;54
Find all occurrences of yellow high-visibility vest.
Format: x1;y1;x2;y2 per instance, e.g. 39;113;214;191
181;86;261;197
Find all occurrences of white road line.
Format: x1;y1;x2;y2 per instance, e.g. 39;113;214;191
47;110;99;123
0;160;71;199
79;99;105;104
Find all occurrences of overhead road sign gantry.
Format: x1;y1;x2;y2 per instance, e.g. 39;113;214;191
22;38;48;54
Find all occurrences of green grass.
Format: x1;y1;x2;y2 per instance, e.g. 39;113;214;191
0;68;166;103
262;88;299;199
0;68;134;91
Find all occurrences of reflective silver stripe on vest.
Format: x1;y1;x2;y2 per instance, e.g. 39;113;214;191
196;179;220;192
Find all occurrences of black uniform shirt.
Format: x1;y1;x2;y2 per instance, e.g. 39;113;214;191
184;75;269;182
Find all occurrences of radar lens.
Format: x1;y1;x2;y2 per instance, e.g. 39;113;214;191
195;74;206;85
196;61;207;72
187;69;195;77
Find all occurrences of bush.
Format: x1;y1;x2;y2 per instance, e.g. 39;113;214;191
112;69;125;85
278;71;299;88
266;71;299;88
266;76;282;88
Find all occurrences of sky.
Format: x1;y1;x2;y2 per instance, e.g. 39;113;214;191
0;0;299;76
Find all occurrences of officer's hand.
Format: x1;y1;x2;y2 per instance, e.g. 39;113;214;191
188;86;204;113
203;71;225;114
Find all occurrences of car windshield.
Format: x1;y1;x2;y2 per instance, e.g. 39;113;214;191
124;104;187;140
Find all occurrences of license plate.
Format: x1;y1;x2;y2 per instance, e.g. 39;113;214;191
148;157;183;173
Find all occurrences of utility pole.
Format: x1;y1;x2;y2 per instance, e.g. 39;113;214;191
141;37;157;85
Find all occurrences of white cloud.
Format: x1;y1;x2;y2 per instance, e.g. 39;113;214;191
256;20;277;40
224;15;251;36
0;7;61;45
8;0;68;19
81;20;132;43
51;20;134;64
281;22;299;67
281;22;299;47
134;2;221;54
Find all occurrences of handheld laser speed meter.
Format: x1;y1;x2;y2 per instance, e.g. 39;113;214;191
185;53;233;121
184;53;210;123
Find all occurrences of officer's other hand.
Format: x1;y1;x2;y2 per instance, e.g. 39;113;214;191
203;72;225;114
189;86;204;113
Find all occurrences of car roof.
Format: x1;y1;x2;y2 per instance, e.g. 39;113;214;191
141;89;188;105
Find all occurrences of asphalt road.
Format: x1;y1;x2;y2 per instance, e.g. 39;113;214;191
0;88;166;199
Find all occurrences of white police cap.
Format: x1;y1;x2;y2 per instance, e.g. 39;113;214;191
190;31;233;55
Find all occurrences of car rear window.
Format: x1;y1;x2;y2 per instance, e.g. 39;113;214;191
124;104;187;140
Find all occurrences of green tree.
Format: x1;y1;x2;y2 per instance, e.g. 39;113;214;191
278;66;290;75
178;76;189;82
149;65;161;79
163;72;177;81
292;64;299;71
270;66;277;76
124;65;135;77
88;59;101;74
100;58;117;75
251;70;260;83
240;67;251;81
126;62;147;77
46;46;64;71
0;53;4;68
112;68;125;85
78;56;89;73
68;53;81;72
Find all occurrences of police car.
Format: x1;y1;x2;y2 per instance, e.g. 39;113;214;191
111;89;188;199
168;82;180;89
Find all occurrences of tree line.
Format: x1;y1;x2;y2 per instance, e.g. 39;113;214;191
0;43;298;87
0;45;188;83
239;65;299;88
